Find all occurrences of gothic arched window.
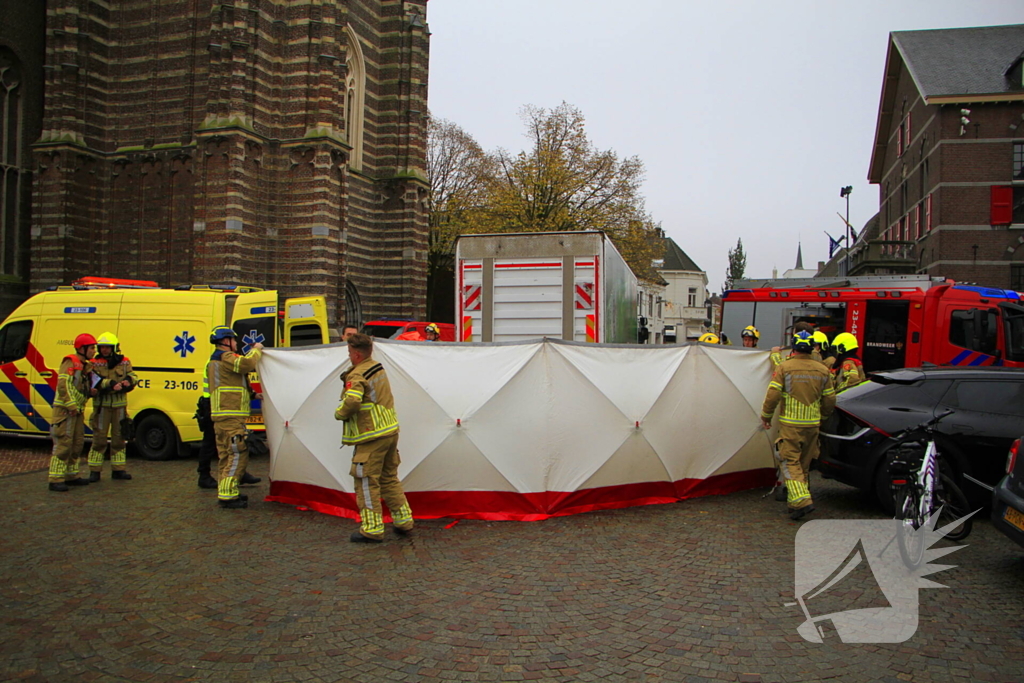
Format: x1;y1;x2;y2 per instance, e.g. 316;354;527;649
0;48;24;276
343;26;366;171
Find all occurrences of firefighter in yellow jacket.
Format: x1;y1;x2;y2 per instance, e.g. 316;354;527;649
761;330;836;520
336;333;414;543
87;332;138;482
48;333;96;492
831;332;867;393
207;326;263;509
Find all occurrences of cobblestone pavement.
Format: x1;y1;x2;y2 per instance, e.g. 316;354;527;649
0;437;51;477
1;437;1022;683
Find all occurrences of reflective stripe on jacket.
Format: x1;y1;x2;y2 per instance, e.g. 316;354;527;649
835;357;867;393
91;355;138;408
207;347;262;420
335;358;399;444
55;355;90;411
761;355;836;426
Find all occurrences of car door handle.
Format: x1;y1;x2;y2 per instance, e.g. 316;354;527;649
950;423;974;433
39;371;54;378
14;371;27;377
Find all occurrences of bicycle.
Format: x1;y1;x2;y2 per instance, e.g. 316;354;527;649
885;410;974;566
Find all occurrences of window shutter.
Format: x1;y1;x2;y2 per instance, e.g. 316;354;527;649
897;125;903;157
925;194;932;231
906;113;911;147
914;204;921;240
991;185;1013;225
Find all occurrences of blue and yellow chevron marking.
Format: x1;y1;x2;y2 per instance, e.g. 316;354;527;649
0;382;50;431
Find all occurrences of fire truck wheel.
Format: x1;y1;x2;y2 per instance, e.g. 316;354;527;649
134;413;180;461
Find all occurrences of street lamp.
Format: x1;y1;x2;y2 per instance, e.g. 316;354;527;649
840;186;853;274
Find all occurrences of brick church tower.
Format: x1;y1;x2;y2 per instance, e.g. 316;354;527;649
24;0;430;325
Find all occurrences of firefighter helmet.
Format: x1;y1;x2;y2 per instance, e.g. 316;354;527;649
74;333;97;350
425;323;440;336
832;332;859;355
96;331;119;347
210;326;237;344
792;330;814;353
698;332;720;344
741;325;760;339
811;331;829;350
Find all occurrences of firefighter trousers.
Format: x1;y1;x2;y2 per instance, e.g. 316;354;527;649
214;417;249;501
350;434;413;539
88;405;128;472
776;423;819;510
48;408;85;483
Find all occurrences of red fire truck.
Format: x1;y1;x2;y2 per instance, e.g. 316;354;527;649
721;275;1024;371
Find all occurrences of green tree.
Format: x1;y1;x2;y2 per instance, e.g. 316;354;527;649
425;114;494;319
471;103;664;281
723;238;747;293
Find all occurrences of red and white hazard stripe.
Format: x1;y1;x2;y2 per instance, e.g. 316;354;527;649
462;284;481;311
574;282;594;310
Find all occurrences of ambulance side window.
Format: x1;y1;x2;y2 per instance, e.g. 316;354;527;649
0;320;32;364
232;317;276;353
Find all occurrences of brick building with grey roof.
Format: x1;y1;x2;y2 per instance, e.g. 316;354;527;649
844;23;1024;290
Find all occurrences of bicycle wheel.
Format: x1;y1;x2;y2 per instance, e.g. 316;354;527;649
895;487;927;568
935;474;973;542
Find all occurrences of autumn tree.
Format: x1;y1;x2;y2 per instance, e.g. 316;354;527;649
723;238;747;293
473;103;664;281
425;114;493;319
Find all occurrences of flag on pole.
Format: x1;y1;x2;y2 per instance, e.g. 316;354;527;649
825;231;844;258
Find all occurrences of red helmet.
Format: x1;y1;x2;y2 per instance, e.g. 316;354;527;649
74;333;97;349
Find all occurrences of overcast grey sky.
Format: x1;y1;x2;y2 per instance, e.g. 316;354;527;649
425;0;1023;292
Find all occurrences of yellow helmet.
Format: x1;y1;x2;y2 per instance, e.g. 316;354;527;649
741;325;760;340
832;332;859;354
96;331;119;347
811;331;829;349
698;332;720;344
425;323;440;335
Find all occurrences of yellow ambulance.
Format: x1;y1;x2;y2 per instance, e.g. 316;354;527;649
0;277;328;459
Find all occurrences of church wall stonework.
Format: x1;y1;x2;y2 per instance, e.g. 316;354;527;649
24;0;430;326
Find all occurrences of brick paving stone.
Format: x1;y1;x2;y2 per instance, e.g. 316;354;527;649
1;441;1023;682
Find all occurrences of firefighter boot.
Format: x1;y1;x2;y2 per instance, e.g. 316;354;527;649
198;474;218;489
89;471;101;483
111;470;132;480
350;531;383;543
788;505;816;521
49;482;70;492
240;472;262;485
65;478;90;487
218;498;248;509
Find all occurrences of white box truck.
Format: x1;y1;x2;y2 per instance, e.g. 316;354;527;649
454;231;639;343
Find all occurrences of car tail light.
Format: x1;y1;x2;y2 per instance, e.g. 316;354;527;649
1008;439;1020;475
843;410;891;438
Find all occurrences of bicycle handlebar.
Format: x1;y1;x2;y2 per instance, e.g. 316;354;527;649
888;408;955;441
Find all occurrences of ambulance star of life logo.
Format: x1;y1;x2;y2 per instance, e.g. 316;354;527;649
173;331;196;358
790;515;971;643
241;329;264;354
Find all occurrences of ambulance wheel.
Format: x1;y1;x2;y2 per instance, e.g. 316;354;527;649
135;413;180;461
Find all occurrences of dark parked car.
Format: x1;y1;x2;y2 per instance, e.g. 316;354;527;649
819;366;1024;511
992;438;1024;550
